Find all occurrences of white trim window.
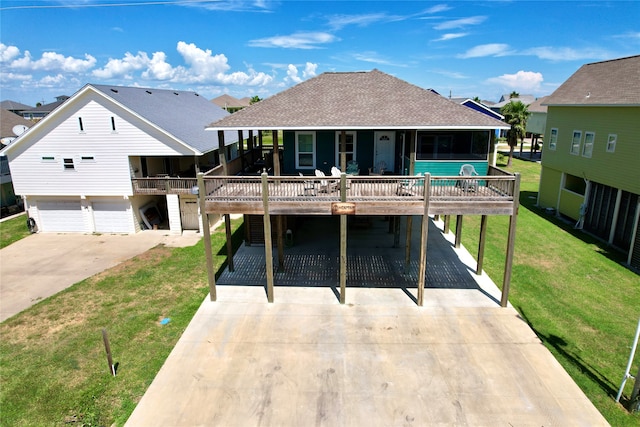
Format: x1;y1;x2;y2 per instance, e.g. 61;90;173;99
606;134;617;153
582;132;595;158
570;130;582;155
334;131;357;167
295;131;316;169
63;157;75;171
41;155;56;163
549;128;558;151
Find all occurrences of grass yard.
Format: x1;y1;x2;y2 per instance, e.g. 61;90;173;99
0;213;30;249
453;155;640;426
0;218;244;426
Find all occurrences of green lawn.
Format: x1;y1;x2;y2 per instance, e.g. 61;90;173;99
453;155;640;425
0;213;30;249
0;218;244;426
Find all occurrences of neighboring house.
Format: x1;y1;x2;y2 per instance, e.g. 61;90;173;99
0;100;33;117
21;95;70;121
526;96;548;136
211;94;251;113
538;55;640;270
0;84;247;234
450;97;504;121
0;109;33;213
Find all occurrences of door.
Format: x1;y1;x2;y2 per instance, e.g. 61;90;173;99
180;197;200;230
37;199;84;232
92;198;133;233
374;131;395;173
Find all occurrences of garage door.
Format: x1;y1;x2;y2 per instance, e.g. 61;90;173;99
92;199;133;233
38;199;85;232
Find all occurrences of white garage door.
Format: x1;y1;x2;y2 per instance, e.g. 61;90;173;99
92;199;133;233
38;199;85;232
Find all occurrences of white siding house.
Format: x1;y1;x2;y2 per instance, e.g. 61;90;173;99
1;84;241;234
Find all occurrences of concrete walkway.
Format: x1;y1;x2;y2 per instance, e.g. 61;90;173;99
0;230;200;322
125;218;609;426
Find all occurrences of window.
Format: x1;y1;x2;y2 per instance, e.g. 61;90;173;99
564;173;586;195
63;158;75;170
570;130;582;155
41;155;56;162
111;117;117;132
295;131;315;169
335;131;356;166
81;155;95;162
78;117;84;132
549;128;558;150
582;132;595;157
606;134;617;153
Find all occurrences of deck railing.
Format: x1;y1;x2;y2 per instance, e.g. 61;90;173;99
131;177;198;195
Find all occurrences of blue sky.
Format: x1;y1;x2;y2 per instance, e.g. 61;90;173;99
1;1;638;107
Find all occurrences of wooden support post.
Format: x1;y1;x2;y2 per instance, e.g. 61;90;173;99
277;216;284;272
340;130;347;171
408;130;416;175
404;215;413;274
198;173;216;301
455;215;463;248
261;173;274;303
443;215;450;234
417;173;431;306
238;130;245;173
393;213;401;248
339;173;347;304
501;173;520;307
243;214;250;246
258;130;264;156
218;130;228;176
225;213;234;272
477;215;488;275
272;130;281;176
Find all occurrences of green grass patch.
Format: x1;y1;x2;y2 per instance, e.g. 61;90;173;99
0;218;244;426
452;158;640;425
0;214;30;249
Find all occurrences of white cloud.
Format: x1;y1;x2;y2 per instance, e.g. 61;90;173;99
0;71;32;82
458;43;512;58
248;32;338;49
9;49;96;72
327;12;393;30
284;62;318;84
286;64;303;84
434;16;486;30
434;33;468;42
142;51;177;81
613;31;640;40
302;62;317;79
38;74;66;86
522;46;612;61
424;4;451;14
431;69;468;79
0;43;20;62
92;51;150;79
486;70;544;92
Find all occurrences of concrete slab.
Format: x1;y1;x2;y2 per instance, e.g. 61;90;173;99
126;217;609;426
0;230;201;322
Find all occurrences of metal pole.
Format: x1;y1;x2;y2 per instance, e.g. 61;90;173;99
616;317;640;403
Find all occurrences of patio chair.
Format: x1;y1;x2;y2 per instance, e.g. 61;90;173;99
368;161;386;175
396;173;423;196
315;169;338;192
299;172;316;196
458;164;479;192
346;160;360;175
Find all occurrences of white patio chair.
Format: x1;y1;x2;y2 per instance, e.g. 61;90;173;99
315;169;337;192
459;164;479;192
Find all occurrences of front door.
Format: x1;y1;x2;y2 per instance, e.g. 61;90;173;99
374;131;395;173
180;197;200;230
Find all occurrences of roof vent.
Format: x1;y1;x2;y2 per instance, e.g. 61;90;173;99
195;93;200;97
146;90;152;95
110;88;118;93
173;92;179;96
586;92;591;98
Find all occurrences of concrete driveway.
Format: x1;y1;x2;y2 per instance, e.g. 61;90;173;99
0;231;200;322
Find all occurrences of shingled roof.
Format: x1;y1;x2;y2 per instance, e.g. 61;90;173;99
207;70;508;130
544;55;640;106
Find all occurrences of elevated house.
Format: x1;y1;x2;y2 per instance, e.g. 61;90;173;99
0;100;33;117
0;84;251;234
538;55;640;270
525;96;548;154
199;70;520;306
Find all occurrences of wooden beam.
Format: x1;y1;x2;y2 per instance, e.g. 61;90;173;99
238;130;245;173
261;173;274;303
404;215;413;274
218;130;228;176
272;130;281;176
393;214;401;248
417;173;431;306
476;215;488;275
224;214;235;272
408;130;416;175
501;173;521;307
197;173;216;301
339;173;347;304
340;130;347;171
443;215;450;234
455;215;463;248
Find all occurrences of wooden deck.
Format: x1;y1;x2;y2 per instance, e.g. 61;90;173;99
202;173;518;216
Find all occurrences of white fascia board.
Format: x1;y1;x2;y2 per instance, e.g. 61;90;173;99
207;124;509;132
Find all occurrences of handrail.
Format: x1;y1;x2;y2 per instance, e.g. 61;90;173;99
131;177;197;194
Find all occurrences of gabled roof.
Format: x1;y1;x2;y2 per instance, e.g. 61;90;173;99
0;100;33;112
21;97;69;114
492;95;536;108
450;97;504;120
211;94;250;109
0;109;33;140
544;55;640;106
527;96;549;113
207;70;508;131
2;84;235;157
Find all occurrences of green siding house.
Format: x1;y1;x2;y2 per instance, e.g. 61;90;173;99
538;55;640;270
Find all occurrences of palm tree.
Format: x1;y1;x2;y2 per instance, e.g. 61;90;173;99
500;100;530;167
250;96;261;104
